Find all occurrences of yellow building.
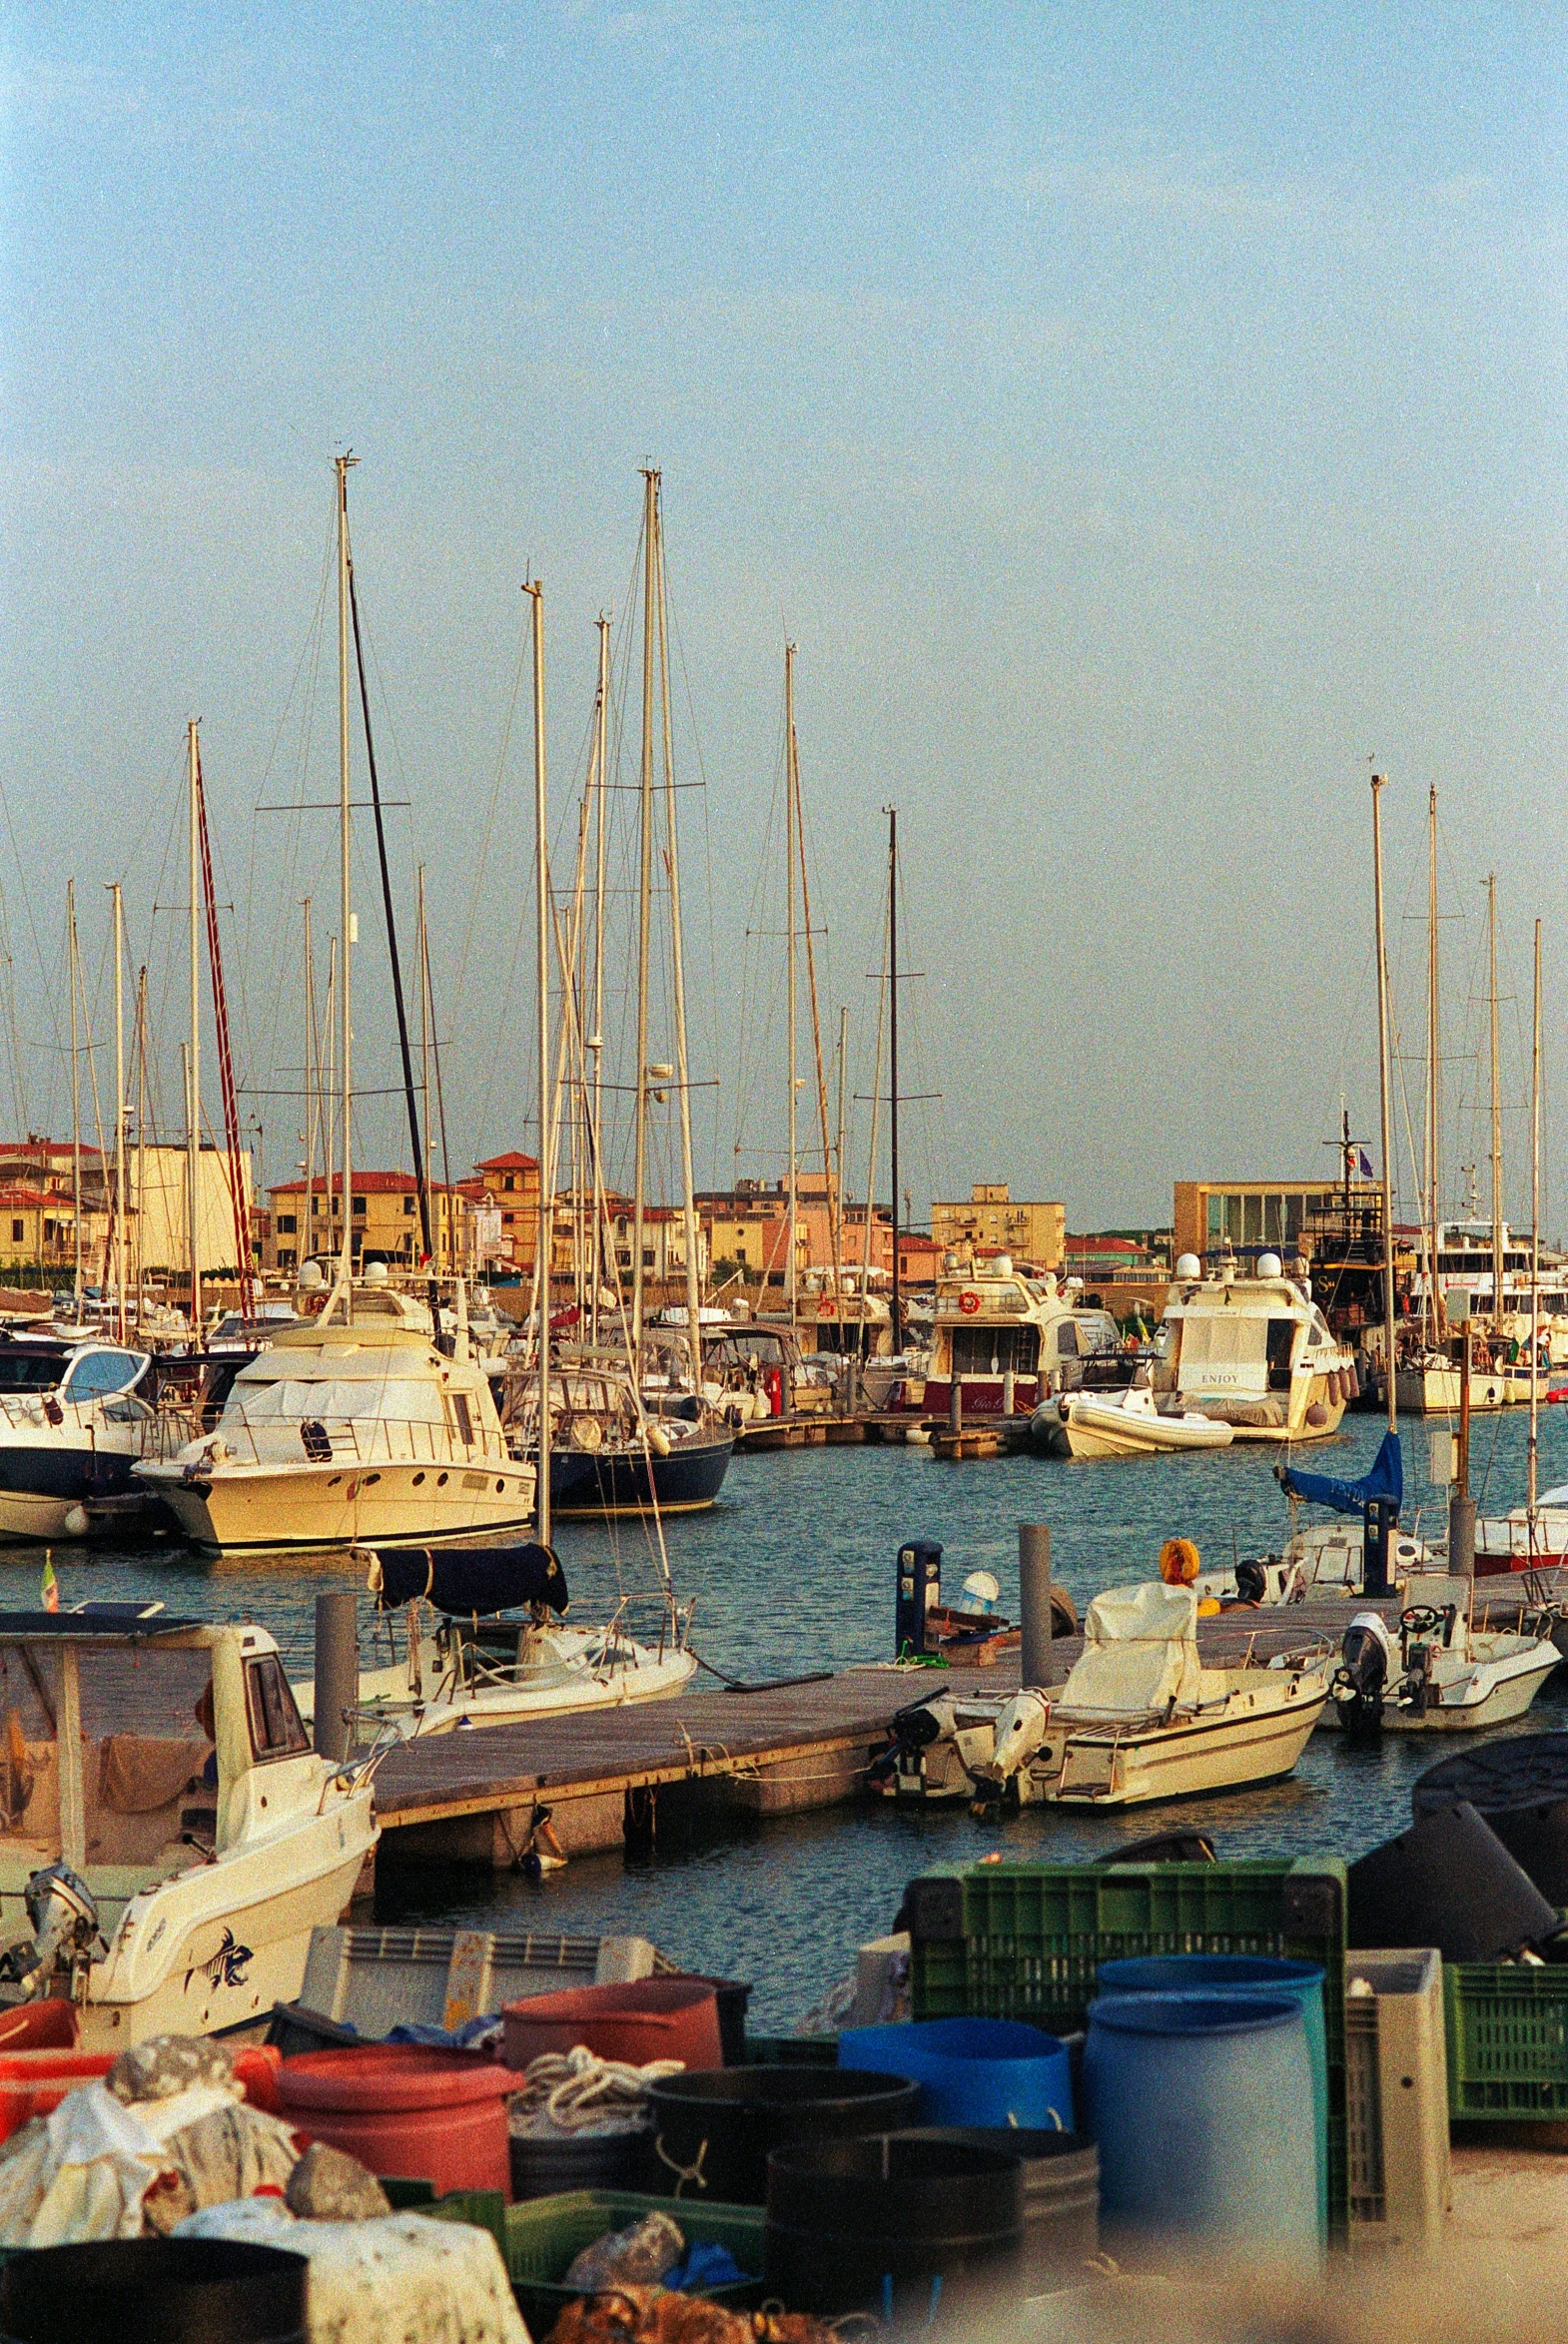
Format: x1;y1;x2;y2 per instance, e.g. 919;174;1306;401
1173;1180;1339;1267
266;1172;470;1274
931;1184;1065;1269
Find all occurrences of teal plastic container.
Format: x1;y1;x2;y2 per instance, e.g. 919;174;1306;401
1084;1993;1318;2265
837;2017;1073;2131
1095;1953;1327;2241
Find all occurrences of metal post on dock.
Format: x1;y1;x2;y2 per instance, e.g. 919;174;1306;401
1449;1290;1476;1576
314;1590;359;1762
1020;1523;1052;1689
949;1376;963;1435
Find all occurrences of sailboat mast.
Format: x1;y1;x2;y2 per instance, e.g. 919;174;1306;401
331;454;358;1321
785;642;799;1325
187;719;202;1331
653;499;704;1381
590;615;609;1349
1530;918;1542;1527
67;880;81;1309
301;897;316;1274
524;577;551;1548
133;968;147;1311
1426;785;1441;1340
834;1003;848;1321
1371;775;1397;1436
888;806;901;1350
415;871;429;1271
631;470;656;1352
1489;872;1503;1329
323;936;337;1275
111;882;126;1344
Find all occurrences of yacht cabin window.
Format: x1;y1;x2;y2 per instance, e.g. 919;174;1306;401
244;1655;311;1761
62;1351;142;1403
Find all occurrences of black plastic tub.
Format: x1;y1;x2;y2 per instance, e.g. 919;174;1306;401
510;2122;652;2200
892;2125;1099;2283
643;2064;923;2203
1414;1737;1568;1909
765;2133;1024;2318
0;2237;309;2344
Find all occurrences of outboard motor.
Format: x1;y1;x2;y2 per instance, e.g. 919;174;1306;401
0;1864;100;1999
868;1693;958;1788
1233;1558;1267;1605
989;1687;1053;1788
1332;1610;1391;1732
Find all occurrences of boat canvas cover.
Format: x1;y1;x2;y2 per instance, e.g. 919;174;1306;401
1176;1310;1269;1397
1058;1580;1202;1718
227;1375;448;1461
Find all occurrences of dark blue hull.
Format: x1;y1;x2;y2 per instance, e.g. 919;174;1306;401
549;1431;733;1517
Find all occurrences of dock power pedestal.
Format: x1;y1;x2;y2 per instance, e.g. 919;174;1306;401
896;1539;943;1658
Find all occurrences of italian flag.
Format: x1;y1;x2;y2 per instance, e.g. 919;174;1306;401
40;1556;58;1615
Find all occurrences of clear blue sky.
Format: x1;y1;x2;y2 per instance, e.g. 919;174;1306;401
2;5;1565;1230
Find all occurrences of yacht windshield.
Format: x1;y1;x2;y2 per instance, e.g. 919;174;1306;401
0;1354;65;1393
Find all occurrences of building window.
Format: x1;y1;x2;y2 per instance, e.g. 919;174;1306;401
502;1212;514;1227
352;1195;366;1216
642;1249;655;1268
402;1196;414;1215
503;1173;515;1191
8;1220;20;1244
278;1214;297;1235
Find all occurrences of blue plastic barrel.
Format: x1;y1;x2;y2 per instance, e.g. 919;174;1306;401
1084;1993;1318;2264
837;2017;1074;2131
1095;1953;1327;2241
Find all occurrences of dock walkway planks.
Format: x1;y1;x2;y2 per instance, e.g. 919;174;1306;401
373;1588;1489;1867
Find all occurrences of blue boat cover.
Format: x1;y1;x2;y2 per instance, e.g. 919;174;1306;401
1278;1429;1402;1520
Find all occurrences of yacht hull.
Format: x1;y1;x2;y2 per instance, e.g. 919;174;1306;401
550;1432;733;1517
1331;1649;1557;1732
0;1442;151;1541
137;1456;536;1554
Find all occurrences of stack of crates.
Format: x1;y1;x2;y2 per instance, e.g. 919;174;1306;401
906;1858;1349;2238
1444;1961;1568;2119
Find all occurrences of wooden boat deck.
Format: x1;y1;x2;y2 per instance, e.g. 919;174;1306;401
372;1583;1554;1865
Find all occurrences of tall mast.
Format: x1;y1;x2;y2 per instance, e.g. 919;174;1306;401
590;615;609;1349
327;452;358;1324
133;968;147;1310
653;494;704;1381
834;1003;848;1317
1489;872;1503;1329
631;470;656;1352
300;898;317;1275
788;653;838;1310
1426;785;1441;1342
523;577;551;1548
1370;775;1397;1435
1529;918;1543;1528
323;937;337;1277
888;806;901;1349
67;881;81;1309
864;877;888;1289
187;719;202;1330
415;871;429;1271
785;642;799;1324
111;882;126;1344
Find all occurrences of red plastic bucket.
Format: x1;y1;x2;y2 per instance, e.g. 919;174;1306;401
500;1978;723;2073
276;2045;513;2193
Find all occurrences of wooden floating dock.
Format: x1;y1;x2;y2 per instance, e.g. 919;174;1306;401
371;1584;1554;1868
734;1411;917;1451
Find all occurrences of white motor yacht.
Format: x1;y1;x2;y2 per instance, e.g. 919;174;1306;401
1151;1252;1355;1442
0;1337;155;1541
0;1608;376;2047
135;1274;535;1554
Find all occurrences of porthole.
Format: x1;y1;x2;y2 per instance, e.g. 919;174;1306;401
437;1472;448;1486
412;1472;425;1486
496;1478;505;1493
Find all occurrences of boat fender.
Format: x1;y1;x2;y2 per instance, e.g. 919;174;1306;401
645;1422;672;1457
1305;1402;1328;1427
61;1506;89;1540
1159;1537;1200;1587
1347;1362;1361;1399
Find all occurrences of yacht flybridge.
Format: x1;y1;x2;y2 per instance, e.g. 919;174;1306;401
135;1276;535;1553
0;1609;376;2048
912;1257;1123;1420
1150;1251;1355;1443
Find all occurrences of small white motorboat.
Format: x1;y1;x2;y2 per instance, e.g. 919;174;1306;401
1059;1382;1235;1460
0;1607;376;2048
1329;1574;1559;1733
1191;1517;1440;1607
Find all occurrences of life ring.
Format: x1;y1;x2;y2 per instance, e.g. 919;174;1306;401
959;1290;982;1316
818;1297;834;1318
1159;1536;1200;1586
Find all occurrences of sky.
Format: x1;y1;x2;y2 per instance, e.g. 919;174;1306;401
2;3;1567;1234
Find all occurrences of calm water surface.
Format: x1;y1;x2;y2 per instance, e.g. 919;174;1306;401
14;1403;1565;2025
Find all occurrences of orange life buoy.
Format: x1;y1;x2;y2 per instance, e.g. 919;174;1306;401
959;1290;982;1316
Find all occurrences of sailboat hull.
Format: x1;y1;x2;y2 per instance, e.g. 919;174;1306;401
550;1432;733;1517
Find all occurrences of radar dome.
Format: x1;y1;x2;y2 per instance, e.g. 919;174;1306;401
363;1259;390;1286
1256;1251;1283;1279
297;1260;325;1291
1175;1253;1201;1280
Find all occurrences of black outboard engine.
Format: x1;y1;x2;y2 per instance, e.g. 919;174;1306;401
1233;1558;1267;1605
868;1693;954;1787
1332;1610;1391;1732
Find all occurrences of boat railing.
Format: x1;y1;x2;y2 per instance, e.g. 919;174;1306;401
145;1410;508;1472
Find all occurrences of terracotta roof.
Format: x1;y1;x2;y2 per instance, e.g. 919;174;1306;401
0;1186;73;1209
269;1172;465;1198
475;1152;538;1173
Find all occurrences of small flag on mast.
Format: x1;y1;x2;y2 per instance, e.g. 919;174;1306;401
1357;1149;1375;1180
40;1555;58;1615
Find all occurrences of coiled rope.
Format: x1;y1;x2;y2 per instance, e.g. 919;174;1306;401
508;2044;686;2137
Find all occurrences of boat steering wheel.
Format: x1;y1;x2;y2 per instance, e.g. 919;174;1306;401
1399;1605;1444;1635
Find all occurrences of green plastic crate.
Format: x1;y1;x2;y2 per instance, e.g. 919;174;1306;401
497;2188;764;2331
906;1858;1348;2234
1444;1962;1568;2118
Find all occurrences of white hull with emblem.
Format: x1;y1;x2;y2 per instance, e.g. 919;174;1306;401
0;1611;377;2048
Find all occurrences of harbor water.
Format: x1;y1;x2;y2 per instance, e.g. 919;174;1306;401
12;1404;1567;2028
